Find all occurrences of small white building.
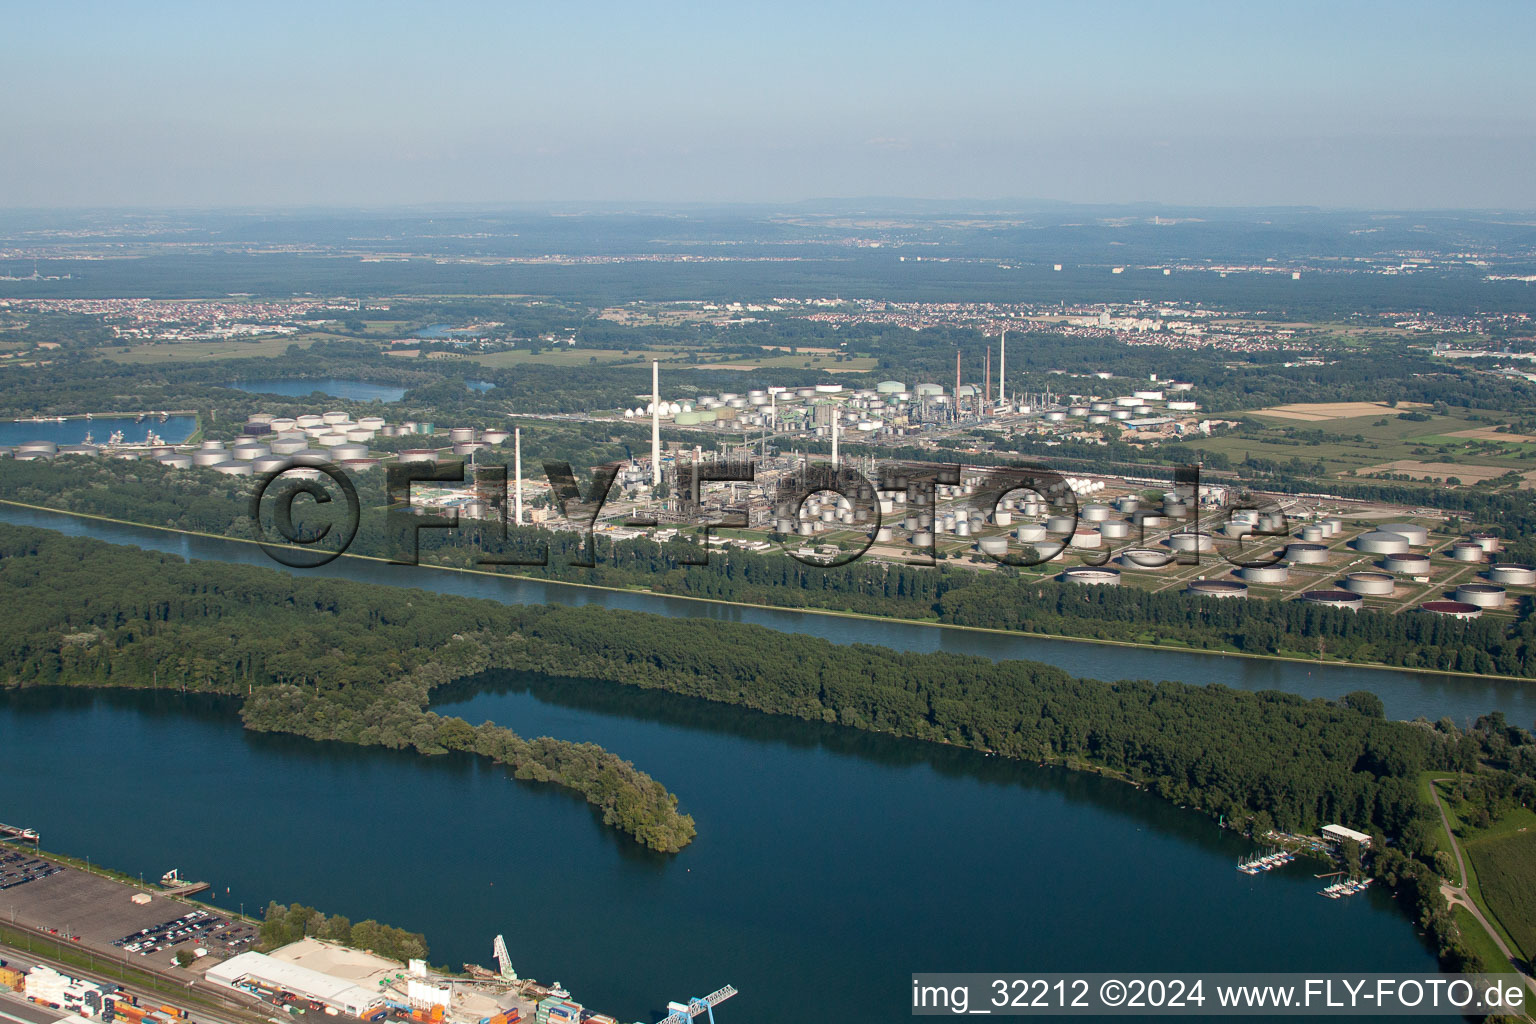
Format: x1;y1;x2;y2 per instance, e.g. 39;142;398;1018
1321;824;1373;850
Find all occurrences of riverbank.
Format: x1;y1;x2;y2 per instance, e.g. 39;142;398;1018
3;497;1529;686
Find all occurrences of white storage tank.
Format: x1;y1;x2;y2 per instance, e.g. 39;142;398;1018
875;526;894;543
1240;564;1290;584
295;414;324;429
1469;532;1500;553
977;536;1009;557
1046;515;1076;534
481;429;509;445
270;438;307;455
1115;495;1140;514
1455;583;1507;608
269;417;297;432
1449;541;1485;562
1168;531;1214;553
1119;549;1169;569
322;411;349;425
1081;504;1112;522
346;429;374;443
1298;590;1363;611
1015;524;1048;543
1381;522;1429;546
251;456;288;474
1099;520;1131;540
1069;529;1101;549
449;427;475;443
1322;518;1342;536
212;461;254;477
1187;579;1248;599
191;450;230;467
358;417;387;432
332;443;370;460
156;454;193;470
200;440;226;451
397;449;438;464
1382;552;1431;574
912;531;934;548
1300;525;1324;543
232;444;271;461
1487;564;1536;586
1342;571;1396;596
1285;542;1330;564
1061;567;1121;585
1354;531;1411;555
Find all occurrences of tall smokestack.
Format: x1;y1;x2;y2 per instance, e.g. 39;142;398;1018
513;427;523;527
984;346;991;409
651;360;661;487
956;349;962;414
999;330;1006;406
831;408;839;469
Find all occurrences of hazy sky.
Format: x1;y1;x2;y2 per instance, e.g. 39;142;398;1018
4;1;1534;209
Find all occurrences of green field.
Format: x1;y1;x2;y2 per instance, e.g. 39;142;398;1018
102;333;327;363
466;347;677;368
1466;829;1536;962
1195;407;1536;484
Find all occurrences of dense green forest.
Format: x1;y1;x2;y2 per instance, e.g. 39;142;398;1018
0;525;695;853
5;457;1535;678
257;901;428;963
0;524;1531;971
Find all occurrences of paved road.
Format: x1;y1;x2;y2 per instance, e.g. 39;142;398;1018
1426;776;1536;1002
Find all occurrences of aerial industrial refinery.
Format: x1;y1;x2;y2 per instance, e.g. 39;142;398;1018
3;349;1532;620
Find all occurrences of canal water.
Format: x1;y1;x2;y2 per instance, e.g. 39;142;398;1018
0;681;1439;1024
226;379;407;403
0;415;196;448
1;503;1531;728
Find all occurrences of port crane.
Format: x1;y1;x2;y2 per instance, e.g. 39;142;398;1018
492;935;517;982
655;985;737;1024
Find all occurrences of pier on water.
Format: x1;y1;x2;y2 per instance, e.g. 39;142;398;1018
1235;847;1295;875
0;822;39;844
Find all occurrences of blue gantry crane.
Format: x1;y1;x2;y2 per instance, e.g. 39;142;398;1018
655;985;737;1024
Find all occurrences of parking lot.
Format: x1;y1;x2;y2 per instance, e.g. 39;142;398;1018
0;850;65;891
0;853;255;970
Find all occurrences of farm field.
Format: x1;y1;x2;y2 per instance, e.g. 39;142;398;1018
1193;405;1536;485
1465;829;1536;964
102;333;327;363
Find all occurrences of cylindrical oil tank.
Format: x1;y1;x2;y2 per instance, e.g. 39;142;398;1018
449;427;475;443
322;411;348;425
1381;522;1429;546
295;414;324;429
191;450;229;467
340;458;379;472
912;531;934;548
1224;521;1253;539
1301;525;1324;543
1241;564;1290;584
269;417;297;433
1343;571;1395;596
1469;532;1500;553
1449;542;1485;562
232;444;270;461
1421;600;1481;619
212;461;253;477
1069;529;1101;549
200;440;225;451
331;443;369;460
358;417;387;432
1355;530;1411;555
452;442;485;456
1488;564;1536;586
1168;531;1214;553
955;521;972;537
1455;583;1506;608
270;438;306;455
1119;549;1170;569
1016;524;1048;543
1258;513;1286;534
346;428;374;443
1298;590;1363;611
797;522;816;536
251;455;288;474
1081;504;1111;522
977;536;1009;557
397;449;438;464
156;454;193;470
991;509;1012;526
1061;567;1121;585
1115;495;1140;514
1322;518;1342;536
314;432;347;447
1132;512;1166;529
242;421;272;437
874;526;894;543
1099;520;1131;540
1382;552;1430;574
1046;515;1076;534
1163;500;1188;519
1187;579;1248;599
1285;542;1329;564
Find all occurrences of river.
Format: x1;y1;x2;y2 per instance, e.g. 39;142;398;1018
0;681;1439;1024
1;503;1530;727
